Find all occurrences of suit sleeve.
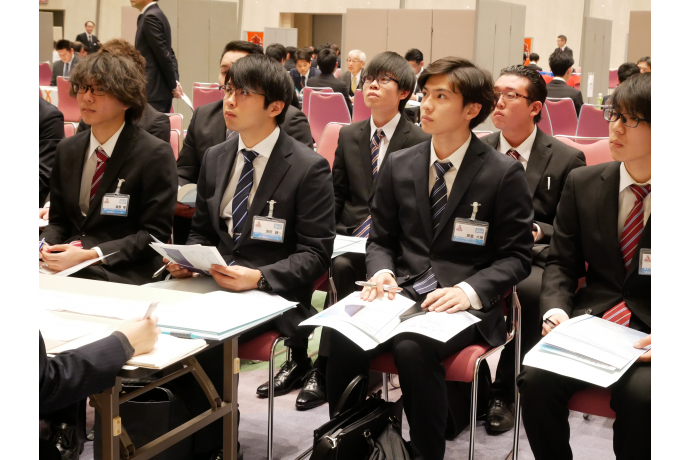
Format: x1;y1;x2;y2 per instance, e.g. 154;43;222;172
141;14;178;91
187;148;220;247
40;143;70;244
341;85;353;115
97;142;177;265
177;108;202;186
40;332;128;414
282;109;313;148
50;65;58;87
332;130;349;224
76;119;87;134
539;172;587;317
150;111;171;143
39;103;65;207
259;157;335;292
574;92;584;115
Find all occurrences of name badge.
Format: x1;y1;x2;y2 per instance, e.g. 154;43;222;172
452;218;488;246
639;248;651;275
101;179;129;217
251;216;286;242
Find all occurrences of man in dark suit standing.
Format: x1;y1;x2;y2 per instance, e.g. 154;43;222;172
305;48;353;114
480;65;586;434
519;73;651;460
50;40;81;86
165;54;334;459
527;53;542;71
339;49;366;99
39;97;64;207
39;51;177;285
174;40;313;244
547;51;583;115
289;48;321;93
553;35;574;58
132;0;180;113
74;21;100;54
327;57;534;460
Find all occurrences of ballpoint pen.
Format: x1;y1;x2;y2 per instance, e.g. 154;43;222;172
152;261;172;278
355;281;403;292
39;238;46;252
543;317;559;329
163;331;202;339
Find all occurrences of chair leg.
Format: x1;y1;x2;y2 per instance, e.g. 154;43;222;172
267;337;287;460
468;357;483;460
508;396;523;460
381;372;389;401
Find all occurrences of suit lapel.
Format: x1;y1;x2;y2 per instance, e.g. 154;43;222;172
213;138;240;248
524;129;553;198
211;100;227;145
625;217;651;282
413;143;434;242
357;122;374;191
596;162;625;276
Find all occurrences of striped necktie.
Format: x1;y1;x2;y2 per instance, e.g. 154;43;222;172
506;148;520;161
230;149;259;242
64;62;70;77
352;129;385;238
90;147;108;202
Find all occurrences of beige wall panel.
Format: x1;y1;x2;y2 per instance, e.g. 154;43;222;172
294;14;314;49
430;9;475;62
313;15;343;48
579;17;612;104
120;6;139;45
344;9;389;64
509;3;526;67
210;2;238;78
474;0;497;74
39;12;54;64
492;1;513;78
387;9;432;61
176;0;210;121
627;11;651;63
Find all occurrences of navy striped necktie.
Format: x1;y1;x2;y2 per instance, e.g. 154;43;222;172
231;149;259;242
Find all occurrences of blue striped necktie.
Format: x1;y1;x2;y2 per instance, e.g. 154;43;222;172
413;160;453;295
352;129;385;238
231;149;259;243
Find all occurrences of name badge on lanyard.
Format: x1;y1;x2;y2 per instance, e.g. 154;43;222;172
452;202;489;246
252;200;286;243
101;179;130;217
639;248;651;275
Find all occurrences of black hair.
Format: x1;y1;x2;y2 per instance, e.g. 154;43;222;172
529;53;539;62
418;57;496;129
220;40;263;62
548;51;574;77
558;35;567;42
226;54;294;125
363;51;415;113
637;56;651;68
330;44;340;54
317;48;337;74
313;46;323;60
285;46;297;60
56;39;72;52
295;48;312;63
609;73;650;125
85;21;95;27
72;42;84;53
617;62;640;84
265;43;287;63
404;48;424;64
498;65;547;123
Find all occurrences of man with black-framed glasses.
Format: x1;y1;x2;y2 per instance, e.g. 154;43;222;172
480;65;586;434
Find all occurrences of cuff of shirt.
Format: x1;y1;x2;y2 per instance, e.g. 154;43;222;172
533;223;544;242
111;331;135;360
454;282;483;310
44;201;50;208
92;246;107;265
372;269;395;279
543;308;568;321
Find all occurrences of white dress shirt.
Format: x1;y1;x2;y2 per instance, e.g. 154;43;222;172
141;1;158;13
551;77;566;83
220;127;280;236
369;112;401;171
543;162;651;321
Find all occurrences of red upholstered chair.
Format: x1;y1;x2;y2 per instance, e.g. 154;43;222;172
193;86;223;110
537;104;553;136
308;92;351;148
63;122;77;138
473;131;493;138
56;77;81;123
167;113;183;134
545;98;578;136
609;69;618;89
352;89;371;123
301;86;332;119
541;74;553;84
576;104;609;138
170;129;181;160
316;122;348;170
334;68;341;78
568;386;616;418
39;62;52;86
193;82;219;88
555;136;612;164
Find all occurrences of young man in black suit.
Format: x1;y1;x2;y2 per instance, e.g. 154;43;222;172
304;48;353;114
50;39;81;86
74;21;100;54
480;65;586;433
547;51;583;114
289;48;321;93
327;57;534;460
39;97;64;207
518;72;652;460
166;54;335;459
527;53;542;71
553;35;574;58
39;51;178;285
174;40;313;244
132;0;181;112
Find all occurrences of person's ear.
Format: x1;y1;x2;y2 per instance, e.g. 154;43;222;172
464;102;482;121
398;89;411;101
530;101;543;119
267;101;285;119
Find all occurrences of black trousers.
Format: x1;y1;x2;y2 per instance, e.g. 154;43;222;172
490;265;544;402
518;363;651;460
149;99;173;114
173;215;193;245
327;324;481;460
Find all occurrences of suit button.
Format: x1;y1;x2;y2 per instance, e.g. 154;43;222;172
81;233;86;237
404;275;410;280
585;309;592;314
233;250;240;256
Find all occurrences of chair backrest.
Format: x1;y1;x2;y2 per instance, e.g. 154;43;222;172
167;113;183;133
545;98;578;136
39;62;52;86
56;77;81;123
170;129;181;160
316;122;348;170
193;86;223;110
302;87;333;118
472;131;493;138
309;92;351;148
576;104;609;138
537;104;553;136
555;136;612;165
334;68;341;78
352;89;371;123
608;69;618;89
541;74;553;84
63;122;77;138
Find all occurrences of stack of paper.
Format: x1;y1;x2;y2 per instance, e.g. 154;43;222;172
39;309;114;342
524;315;650;387
42;290;151;319
332;235;367;258
149;243;227;275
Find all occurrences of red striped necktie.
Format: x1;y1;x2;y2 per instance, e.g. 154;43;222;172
506;148;520;161
90;147;109;202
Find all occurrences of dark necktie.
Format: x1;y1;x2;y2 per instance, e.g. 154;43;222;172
300;76;306;89
506;148;520;161
231;149;259;243
64;62;70;77
352;129;386;238
90;147;108;202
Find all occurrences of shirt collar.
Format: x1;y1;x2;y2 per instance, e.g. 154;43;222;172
238;126;280;159
429;134;472;169
415;67;424;79
88;122;126;159
354;70;361;80
142;2;157;13
369;112;401;142
619;162;651;193
498;124;537;161
552;76;566;82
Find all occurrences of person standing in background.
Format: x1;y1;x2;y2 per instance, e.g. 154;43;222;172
75;21;101;54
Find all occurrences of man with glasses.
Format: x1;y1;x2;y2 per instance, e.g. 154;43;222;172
304;48;353;115
519;72;651;460
166;53;335;460
339;49;366;99
480;65;586;434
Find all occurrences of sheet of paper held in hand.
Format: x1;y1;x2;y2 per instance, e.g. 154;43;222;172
39;252;117;277
523;315;650;387
331;235;367;258
300;292;481;351
149;242;227;275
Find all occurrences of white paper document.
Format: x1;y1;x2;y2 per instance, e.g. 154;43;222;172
332;235;367;258
149;243;227;275
42;290;151;320
300;292;480;351
39;252;117;277
39;309;114;342
180;93;194;110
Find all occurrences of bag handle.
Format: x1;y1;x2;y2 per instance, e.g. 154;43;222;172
332;374;368;418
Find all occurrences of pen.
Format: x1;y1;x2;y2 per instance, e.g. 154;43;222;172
39;238;46;252
543;317;558;329
153;261;172;278
163;331;202;339
355;281;403;292
143;301;159;319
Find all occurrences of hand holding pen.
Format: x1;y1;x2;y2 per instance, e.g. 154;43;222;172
359;272;400;301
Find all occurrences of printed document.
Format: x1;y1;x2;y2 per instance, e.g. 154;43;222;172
149;243;227;275
332;235;367;258
39;252;117;277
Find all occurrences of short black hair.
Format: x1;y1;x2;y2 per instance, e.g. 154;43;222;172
363;51;416;113
295;48;312;63
313;46;323;59
85;21;95;27
404;48;424;64
265;43;287;63
499;65;547;123
617;62;640;84
418;57;496;129
330;44;340;54
72;42;83;53
317;48;337;74
549;51;574;77
558;35;567;42
637;56;651;67
226;54;294;125
220;40;263;62
286;46;297;60
56;39;72;52
529;53;539;62
609;72;650;125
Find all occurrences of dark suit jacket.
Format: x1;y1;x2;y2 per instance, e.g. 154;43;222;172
187;130;335;338
284;59;296;71
339;70;364;97
553;46;574;58
77;103;170;143
40;97;65;207
527;62;542;71
306;73;353;114
177;100;313;186
547;79;584;115
540;162;650;332
75;32;100;54
367;135;534;346
40;122;177;285
290;67;321;92
135;3;179;103
481;128;586;243
50;54;81;86
333;116;430;235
